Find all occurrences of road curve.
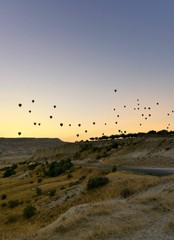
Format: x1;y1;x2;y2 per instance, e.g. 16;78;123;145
74;162;174;176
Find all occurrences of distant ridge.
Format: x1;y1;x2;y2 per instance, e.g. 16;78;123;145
0;138;66;164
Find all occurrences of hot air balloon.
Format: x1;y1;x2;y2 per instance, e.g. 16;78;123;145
53;105;56;108
18;103;22;107
50;116;53;119
34;122;36;125
69;124;71;127
60;123;63;127
76;134;79;137
85;130;88;133
114;89;117;93
38;123;41;126
78;124;81;127
93;122;95;125
29;110;31;113
18;132;21;135
32;100;35;103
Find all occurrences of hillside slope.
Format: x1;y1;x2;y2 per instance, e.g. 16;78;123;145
0;138;65;165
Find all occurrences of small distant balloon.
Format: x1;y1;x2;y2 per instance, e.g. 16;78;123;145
32;100;35;103
78;124;81;127
114;89;117;92
85;130;88;133
53;105;56;108
69;124;71;127
38;123;41;126
18;132;21;135
76;134;79;137
50;116;53;119
29;110;31;113
18;103;22;107
34;122;36;125
93;122;95;125
60;123;63;127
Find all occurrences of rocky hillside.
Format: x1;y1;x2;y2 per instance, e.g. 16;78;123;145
32;136;174;167
0;138;65;164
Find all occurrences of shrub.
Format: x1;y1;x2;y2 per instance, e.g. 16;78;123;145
120;188;134;198
47;159;73;177
49;189;56;197
112;166;117;172
37;178;43;183
35;187;42;196
8;200;21;208
79;175;86;181
1;194;7;200
3;168;16;178
1;203;7;208
23;205;36;219
87;176;109;189
67;173;73;178
5;215;18;224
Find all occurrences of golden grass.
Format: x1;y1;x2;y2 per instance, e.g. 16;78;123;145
1;163;174;240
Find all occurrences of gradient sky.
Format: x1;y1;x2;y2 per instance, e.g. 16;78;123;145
0;0;174;141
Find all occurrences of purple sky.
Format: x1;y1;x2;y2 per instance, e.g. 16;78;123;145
0;0;174;141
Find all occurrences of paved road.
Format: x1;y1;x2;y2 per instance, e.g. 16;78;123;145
74;162;174;176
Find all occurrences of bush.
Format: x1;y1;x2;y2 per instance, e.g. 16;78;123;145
120;188;134;198
1;202;7;208
87;176;109;189
112;166;117;172
35;187;42;196
3;168;16;178
1;194;7;200
37;178;43;183
8;200;21;208
47;159;73;177
49;189;56;197
5;215;18;224
79;175;86;181
23;205;36;219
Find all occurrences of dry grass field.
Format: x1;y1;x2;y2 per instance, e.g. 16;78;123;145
1;136;174;240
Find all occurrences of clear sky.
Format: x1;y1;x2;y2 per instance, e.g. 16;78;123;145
0;0;174;142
